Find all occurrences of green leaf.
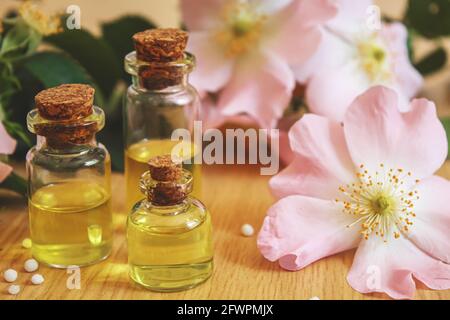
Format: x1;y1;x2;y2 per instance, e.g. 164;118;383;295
405;0;450;38
414;47;447;76
101;15;156;81
0;171;27;197
23;51;106;106
0;20;42;59
23;51;94;87
98;128;124;171
441;117;450;159
45;29;121;96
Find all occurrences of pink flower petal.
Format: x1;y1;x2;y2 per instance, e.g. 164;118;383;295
294;29;351;83
258;195;360;270
268;0;337;66
327;0;373;35
187;31;234;92
347;235;450;299
0;122;16;155
306;62;370;122
407;176;450;264
343;86;447;179
381;23;423;98
218;51;295;128
0;162;13;183
270;114;354;200
180;0;224;31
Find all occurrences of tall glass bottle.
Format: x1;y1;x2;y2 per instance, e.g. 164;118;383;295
26;84;113;267
123;28;201;211
127;155;213;291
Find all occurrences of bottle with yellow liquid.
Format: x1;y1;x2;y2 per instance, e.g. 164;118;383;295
124;28;201;210
127;155;213;291
26;84;113;268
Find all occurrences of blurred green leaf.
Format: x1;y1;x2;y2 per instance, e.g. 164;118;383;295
45;29;121;96
23;51;106;108
0;20;41;60
0;171;27;197
414;47;447;76
441;117;450;159
104;81;126;117
23;51;94;87
99;128;124;171
405;0;450;38
101;15;155;81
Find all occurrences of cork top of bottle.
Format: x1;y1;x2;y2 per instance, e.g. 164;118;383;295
147;155;183;182
35;84;95;121
141;155;192;206
132;28;188;63
30;84;102;148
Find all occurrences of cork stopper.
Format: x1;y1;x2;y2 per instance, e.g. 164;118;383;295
148;155;183;181
132;28;189;90
143;155;191;206
132;28;188;63
35;84;95;121
32;84;99;148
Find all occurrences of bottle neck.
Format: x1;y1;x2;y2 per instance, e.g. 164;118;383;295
131;73;190;92
142;198;190;216
36;135;98;154
125;51;195;93
140;169;193;206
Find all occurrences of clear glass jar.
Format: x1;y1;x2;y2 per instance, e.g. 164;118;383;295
127;163;213;292
26;106;113;268
123;51;202;210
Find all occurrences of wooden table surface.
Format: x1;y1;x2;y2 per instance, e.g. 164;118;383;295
1;163;449;300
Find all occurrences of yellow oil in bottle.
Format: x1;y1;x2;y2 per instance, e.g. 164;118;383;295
125;139;201;210
29;180;113;267
127;199;213;291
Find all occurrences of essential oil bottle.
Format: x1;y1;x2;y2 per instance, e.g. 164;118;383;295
26;84;113;267
123;28;201;210
127;155;213;291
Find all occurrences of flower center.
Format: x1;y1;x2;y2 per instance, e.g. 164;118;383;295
335;164;420;241
371;194;394;216
215;1;266;58
358;38;391;82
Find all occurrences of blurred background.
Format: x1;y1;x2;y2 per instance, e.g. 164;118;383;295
0;0;449;194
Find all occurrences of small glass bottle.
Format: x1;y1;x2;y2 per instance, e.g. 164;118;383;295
123;28;202;211
127;155;213;291
26;84;113;268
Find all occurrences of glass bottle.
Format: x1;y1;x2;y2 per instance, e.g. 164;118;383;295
127;155;213;292
123;28;202;211
26;84;113;268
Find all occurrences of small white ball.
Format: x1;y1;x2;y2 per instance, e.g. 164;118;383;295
241;224;254;237
31;274;44;285
8;284;20;295
3;269;18;283
24;259;39;272
309;296;320;300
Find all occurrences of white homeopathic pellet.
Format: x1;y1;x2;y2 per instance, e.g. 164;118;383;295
31;274;45;285
22;238;32;249
3;269;18;282
310;296;321;300
241;224;254;237
8;284;20;295
24;259;39;272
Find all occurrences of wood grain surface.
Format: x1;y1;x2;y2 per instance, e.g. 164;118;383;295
0;163;449;300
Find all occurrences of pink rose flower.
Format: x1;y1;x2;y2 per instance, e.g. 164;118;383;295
181;0;337;128
0;122;17;183
258;86;450;299
296;0;423;122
